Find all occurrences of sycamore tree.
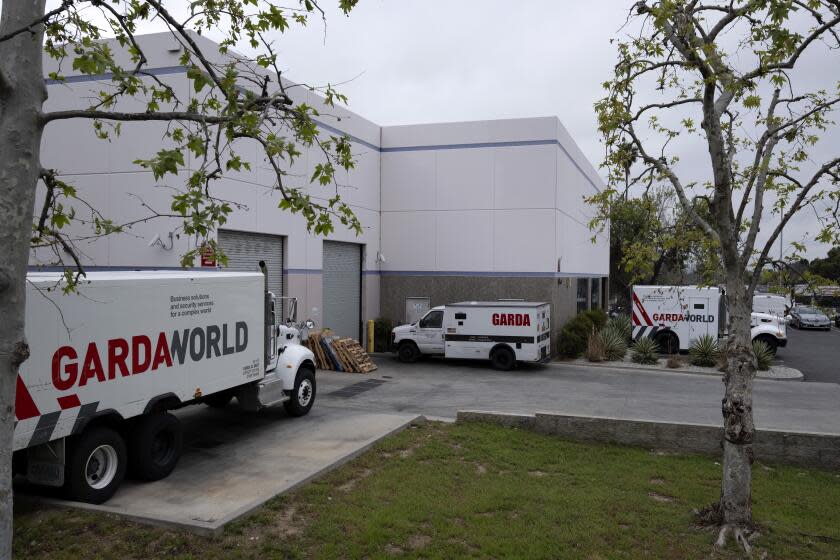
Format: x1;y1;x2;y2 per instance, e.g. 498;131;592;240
590;0;840;550
0;0;360;555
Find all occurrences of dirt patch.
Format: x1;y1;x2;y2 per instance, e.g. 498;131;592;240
648;491;675;503
384;543;404;555
338;468;374;492
407;534;432;550
649;477;666;485
476;464;487;475
528;470;546;477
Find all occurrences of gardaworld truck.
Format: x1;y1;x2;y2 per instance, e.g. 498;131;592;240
631;285;787;354
391;301;551;370
14;265;317;504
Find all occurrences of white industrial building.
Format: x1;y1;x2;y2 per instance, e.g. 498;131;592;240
33;32;608;348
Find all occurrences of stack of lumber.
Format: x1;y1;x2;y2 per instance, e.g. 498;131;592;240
304;330;377;373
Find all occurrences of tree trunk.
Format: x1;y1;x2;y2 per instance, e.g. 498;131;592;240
0;2;47;557
719;279;756;529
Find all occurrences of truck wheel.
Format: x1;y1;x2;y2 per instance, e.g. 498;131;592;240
397;341;420;363
284;367;316;417
490;346;515;371
753;335;778;356
128;412;183;481
65;426;127;504
655;331;679;355
204;390;234;408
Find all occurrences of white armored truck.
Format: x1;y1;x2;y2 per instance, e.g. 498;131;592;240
14;264;317;503
392;301;551;370
631;285;788;354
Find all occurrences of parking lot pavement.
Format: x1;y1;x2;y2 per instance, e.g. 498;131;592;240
28;402;418;534
776;326;840;383
318;355;840;435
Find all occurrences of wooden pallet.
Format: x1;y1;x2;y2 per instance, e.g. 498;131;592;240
303;331;376;373
333;337;377;373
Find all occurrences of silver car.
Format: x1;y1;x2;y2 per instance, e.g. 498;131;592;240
790;306;832;330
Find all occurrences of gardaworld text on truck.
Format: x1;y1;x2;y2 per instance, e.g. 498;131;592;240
14;266;317;504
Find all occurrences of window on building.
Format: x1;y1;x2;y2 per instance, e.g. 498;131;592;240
576;278;589;314
591;277;601;309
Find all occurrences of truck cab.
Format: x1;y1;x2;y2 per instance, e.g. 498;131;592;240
392;306;446;361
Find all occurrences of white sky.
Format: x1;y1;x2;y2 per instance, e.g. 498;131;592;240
29;0;840;259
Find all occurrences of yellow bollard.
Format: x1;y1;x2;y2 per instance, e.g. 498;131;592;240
367;319;375;353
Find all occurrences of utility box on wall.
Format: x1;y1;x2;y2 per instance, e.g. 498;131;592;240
405;297;431;324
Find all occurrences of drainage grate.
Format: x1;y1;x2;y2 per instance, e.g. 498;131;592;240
327;378;388;398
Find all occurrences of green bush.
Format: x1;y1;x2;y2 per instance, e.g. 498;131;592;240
631;337;660;365
557;314;596;358
688;334;720;367
607;315;632;341
752;340;774;371
581;309;608;331
600;326;628;361
373;317;393;352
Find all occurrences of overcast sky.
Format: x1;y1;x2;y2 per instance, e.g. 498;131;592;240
250;0;837;260
29;0;840;259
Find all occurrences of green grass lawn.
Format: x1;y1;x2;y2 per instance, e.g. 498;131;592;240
14;421;840;559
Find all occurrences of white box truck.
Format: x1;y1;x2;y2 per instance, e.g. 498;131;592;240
14;266;317;503
631;285;787;354
391;301;551;370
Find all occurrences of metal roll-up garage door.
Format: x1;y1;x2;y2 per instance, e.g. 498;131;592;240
323;241;362;339
218;229;284;304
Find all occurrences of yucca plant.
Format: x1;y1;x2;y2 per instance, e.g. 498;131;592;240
631;336;660;365
752;340;774;371
601;326;628;361
585;329;606;362
688;334;720;367
607;315;632;341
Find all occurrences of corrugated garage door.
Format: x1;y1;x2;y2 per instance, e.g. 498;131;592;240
323;241;361;339
218;229;284;307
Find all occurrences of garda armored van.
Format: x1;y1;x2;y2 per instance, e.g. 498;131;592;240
392;301;551;370
15;268;316;504
631;285;787;354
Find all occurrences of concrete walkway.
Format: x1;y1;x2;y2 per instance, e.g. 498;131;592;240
319;355;840;435
24;404;419;534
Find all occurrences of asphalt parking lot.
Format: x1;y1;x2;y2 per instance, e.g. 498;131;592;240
776;324;840;383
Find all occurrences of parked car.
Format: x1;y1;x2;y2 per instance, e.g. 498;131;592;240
790;305;832;330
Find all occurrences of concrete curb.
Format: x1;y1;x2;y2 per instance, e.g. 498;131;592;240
27;414;425;536
547;359;804;381
457;410;840;470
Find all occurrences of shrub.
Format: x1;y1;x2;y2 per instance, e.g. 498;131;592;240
373;317;394;352
607;315;632;341
600;326;628;361
585;329;606;362
752;340;774;371
557;314;596;358
631;337;660;365
581;309;608;331
688;334;720;367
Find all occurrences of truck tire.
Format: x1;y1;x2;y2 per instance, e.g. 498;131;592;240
397;341;420;363
655;331;679;355
284;367;316;417
65;426;127;504
753;334;778;356
490;346;515;371
204;390;234;408
128;412;183;481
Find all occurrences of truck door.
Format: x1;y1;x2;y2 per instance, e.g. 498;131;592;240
417;310;445;354
688;297;710;343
